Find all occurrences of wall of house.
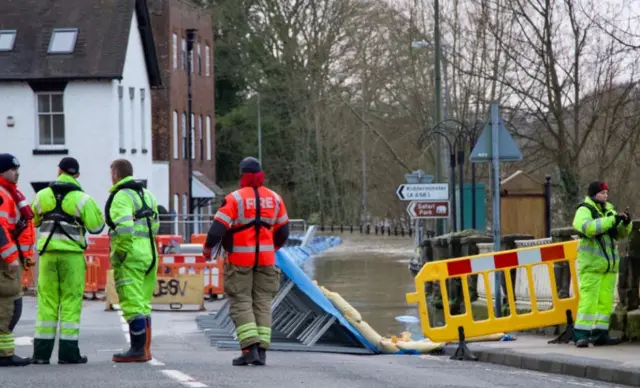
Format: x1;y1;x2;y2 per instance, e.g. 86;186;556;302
0;10;169;210
0;80;117;207
148;0;216;216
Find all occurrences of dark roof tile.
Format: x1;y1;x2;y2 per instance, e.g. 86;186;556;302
0;0;161;86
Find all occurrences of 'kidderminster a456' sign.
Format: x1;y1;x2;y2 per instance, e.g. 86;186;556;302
396;183;449;201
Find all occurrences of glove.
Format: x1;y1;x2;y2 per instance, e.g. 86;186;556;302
615;214;626;225
202;245;212;260
23;257;35;269
624;210;632;225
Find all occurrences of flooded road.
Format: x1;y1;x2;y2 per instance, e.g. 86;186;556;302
302;233;421;338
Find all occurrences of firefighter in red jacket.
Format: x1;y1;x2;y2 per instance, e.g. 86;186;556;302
0;154;36;367
203;157;289;366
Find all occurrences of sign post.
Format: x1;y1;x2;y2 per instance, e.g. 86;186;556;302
469;103;523;318
402;171;434;253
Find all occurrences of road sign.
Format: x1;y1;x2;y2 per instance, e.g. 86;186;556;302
404;170;433;184
469;118;523;163
406;201;450;219
396;183;448;201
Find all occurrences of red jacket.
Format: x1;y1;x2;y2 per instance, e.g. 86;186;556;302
0;186;35;264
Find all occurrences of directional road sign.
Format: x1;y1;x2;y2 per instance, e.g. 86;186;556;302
469;118;523;163
406;201;450;219
396;183;448;201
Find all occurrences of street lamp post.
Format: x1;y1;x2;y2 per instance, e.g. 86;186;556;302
257;92;262;165
186;28;197;241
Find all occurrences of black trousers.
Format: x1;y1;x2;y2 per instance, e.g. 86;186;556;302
8;297;22;332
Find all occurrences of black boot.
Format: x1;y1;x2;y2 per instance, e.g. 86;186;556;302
32;338;54;365
258;347;266;365
232;344;261;366
58;339;88;364
0;355;32;367
575;339;589;348
113;318;147;363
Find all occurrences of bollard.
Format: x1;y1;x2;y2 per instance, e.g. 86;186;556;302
401;227;405;237
387;226;391;236
409;228;413;237
331;224;334;232
394;226;398;236
340;224;344;233
366;225;370;234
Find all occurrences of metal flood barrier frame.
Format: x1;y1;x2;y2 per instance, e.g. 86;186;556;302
406;240;580;360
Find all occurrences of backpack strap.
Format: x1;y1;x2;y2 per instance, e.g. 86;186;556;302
39;182;86;255
576;201;616;271
104;180;158;275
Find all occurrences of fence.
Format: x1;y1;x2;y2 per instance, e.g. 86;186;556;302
406;240;580;360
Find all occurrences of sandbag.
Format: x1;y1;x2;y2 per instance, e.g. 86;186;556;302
396;339;444;353
466;333;505;342
323;290;362;323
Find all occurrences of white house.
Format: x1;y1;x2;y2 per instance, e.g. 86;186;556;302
0;0;169;210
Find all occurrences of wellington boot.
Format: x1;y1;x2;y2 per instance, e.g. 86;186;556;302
144;316;152;361
232;344;261;366
58;339;88;364
257;348;267;366
0;355;32;367
113;318;148;363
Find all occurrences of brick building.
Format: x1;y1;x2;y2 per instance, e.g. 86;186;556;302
148;0;221;226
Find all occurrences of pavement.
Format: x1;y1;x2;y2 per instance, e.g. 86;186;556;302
2;297;634;388
444;333;640;387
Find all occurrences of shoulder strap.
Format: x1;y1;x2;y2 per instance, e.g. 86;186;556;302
577;202;600;220
104;180;149;230
38;182;86;255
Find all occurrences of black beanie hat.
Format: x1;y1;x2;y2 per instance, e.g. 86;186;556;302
0;154;20;174
588;181;608;197
239;156;262;173
58;157;80;175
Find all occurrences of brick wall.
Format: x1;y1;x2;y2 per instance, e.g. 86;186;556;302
149;0;216;213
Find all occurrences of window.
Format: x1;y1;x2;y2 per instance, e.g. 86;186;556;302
205;45;210;76
182;112;187;159
206;116;212;160
129;87;136;150
173;193;180;234
118;86;125;151
190;113;195;159
0;30;16;52
172;111;179;159
140;88;146;151
197;43;202;75
36;93;65;147
198;115;203;160
182;193;188;216
172;33;178;69
181;38;187;71
48;28;78;54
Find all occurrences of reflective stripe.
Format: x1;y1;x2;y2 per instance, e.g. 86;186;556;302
215;211;232;225
115;225;134;235
114;215;133;224
0;245;17;258
116;278;133;287
74;194;90;217
36;321;58;328
232;191;244;226
40;220;83;236
61;322;80;329
0;187;19;217
59;334;79;340
0;211;16;224
20;244;34;252
232;244;274;253
275;215;288;224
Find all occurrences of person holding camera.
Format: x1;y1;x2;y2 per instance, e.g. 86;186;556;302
572;181;632;347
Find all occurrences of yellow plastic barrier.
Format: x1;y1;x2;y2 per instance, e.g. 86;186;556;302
406;240;580;360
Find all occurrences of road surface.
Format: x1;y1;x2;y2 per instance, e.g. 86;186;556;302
3;297;631;388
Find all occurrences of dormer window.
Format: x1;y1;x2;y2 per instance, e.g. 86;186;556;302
48;28;78;54
0;30;16;52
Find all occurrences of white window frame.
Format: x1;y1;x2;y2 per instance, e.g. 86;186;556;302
118;86;125;151
182;112;187;159
197;43;202;75
205;45;210;76
48;28;78;54
0;30;17;52
35;92;66;149
173;194;180;234
172;33;178;69
198;115;203;160
206;116;212;160
140;88;146;151
129;87;136;150
181;38;187;71
172;111;179;159
190;113;195;159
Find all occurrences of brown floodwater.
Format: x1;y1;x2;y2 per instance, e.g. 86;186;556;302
301;233;422;338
